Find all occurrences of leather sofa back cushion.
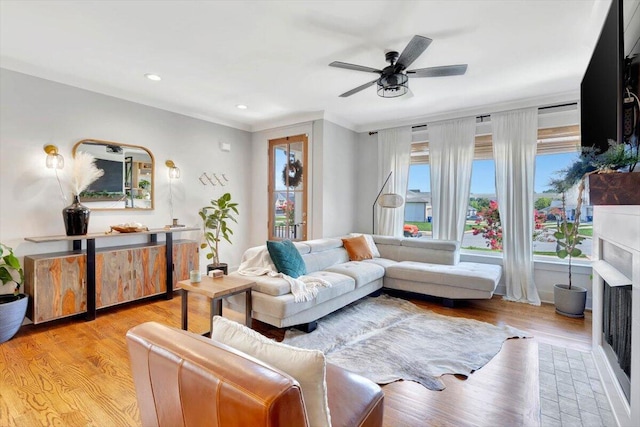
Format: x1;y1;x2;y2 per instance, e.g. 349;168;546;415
267;240;307;278
210;316;332;427
341;235;373;261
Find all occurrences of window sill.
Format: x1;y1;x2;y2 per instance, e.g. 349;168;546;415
460;249;592;274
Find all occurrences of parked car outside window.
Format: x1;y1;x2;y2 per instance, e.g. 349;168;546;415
404;224;419;237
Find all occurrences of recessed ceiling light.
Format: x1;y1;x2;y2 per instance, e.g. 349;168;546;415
236;104;248;110
144;73;162;81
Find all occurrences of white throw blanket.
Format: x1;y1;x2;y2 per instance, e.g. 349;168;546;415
236;246;331;302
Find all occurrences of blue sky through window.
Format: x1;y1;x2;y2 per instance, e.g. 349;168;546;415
407;151;580;194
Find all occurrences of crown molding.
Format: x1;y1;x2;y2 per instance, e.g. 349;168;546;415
0;64;253;132
353;90;580;134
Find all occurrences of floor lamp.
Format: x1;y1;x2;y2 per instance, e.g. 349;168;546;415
372;171;404;234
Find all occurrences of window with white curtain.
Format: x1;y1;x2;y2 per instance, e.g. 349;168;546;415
405;124;590;260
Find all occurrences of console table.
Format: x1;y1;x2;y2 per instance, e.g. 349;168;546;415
24;227;199;324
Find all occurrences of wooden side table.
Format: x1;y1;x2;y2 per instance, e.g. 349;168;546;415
178;275;255;335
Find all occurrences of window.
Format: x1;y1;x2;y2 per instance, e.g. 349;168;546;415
268;135;308;241
405;124;590;260
405;164;431;238
463;159;498;252
533;150;592;259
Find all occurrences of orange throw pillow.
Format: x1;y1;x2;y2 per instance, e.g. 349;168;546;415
342;235;373;261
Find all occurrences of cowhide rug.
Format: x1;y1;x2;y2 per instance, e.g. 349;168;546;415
282;294;530;390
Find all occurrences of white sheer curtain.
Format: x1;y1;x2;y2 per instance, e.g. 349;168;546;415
377;127;412;236
492;108;541;305
429;117;476;242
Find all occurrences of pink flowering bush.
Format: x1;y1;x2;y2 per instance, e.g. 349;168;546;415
472;200;547;250
472;200;502;250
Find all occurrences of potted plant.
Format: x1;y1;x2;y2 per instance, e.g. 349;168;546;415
549;147;605;317
0;243;28;343
199;193;239;275
586;139;640;205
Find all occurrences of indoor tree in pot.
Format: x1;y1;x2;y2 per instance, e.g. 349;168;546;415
199;193;239;275
0;243;27;343
548;155;594;317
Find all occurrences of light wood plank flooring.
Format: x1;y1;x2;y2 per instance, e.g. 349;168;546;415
0;292;591;427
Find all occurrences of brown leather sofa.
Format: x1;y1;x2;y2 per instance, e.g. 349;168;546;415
126;322;384;427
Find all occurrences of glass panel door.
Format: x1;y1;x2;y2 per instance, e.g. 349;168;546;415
268;134;308;241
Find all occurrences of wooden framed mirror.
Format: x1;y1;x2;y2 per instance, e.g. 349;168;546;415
72;139;154;210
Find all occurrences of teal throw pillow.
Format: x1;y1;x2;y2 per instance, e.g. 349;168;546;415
266;240;307;278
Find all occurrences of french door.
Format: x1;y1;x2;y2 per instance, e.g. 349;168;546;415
268;134;308;241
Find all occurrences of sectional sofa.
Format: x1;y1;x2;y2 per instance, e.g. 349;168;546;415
227;235;502;331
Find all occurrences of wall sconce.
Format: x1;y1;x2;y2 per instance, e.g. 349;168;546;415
44;144;64;169
165;160;181;227
165;160;180;179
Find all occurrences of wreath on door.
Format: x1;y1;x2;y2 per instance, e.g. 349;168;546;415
282;159;303;188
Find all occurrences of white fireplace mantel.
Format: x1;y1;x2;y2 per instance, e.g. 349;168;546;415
591;205;640;427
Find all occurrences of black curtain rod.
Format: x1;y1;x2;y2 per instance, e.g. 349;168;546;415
367;102;578;135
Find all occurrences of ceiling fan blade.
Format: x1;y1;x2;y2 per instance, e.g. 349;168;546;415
339;79;378;97
329;61;382;73
407;64;468;77
395;35;432;72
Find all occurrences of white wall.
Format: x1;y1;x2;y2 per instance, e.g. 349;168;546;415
354;132;379;234
249;122;314;247
320;120;358;237
0;69;252;277
247;119;359;246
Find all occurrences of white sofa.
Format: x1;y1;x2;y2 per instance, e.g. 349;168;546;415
227;235;502;330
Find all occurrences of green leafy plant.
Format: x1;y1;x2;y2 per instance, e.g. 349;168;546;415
550;178;586;289
0;244;24;295
138;179;150;190
199;193;239;266
548;152;594;289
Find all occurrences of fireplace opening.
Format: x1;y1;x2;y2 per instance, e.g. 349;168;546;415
602;281;632;402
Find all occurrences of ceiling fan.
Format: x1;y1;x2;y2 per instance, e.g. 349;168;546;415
329;35;467;98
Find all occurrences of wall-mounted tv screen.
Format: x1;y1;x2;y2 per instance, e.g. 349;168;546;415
86;159;124;193
580;0;623;154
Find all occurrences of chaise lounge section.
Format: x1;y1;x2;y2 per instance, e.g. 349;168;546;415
227;235;502;329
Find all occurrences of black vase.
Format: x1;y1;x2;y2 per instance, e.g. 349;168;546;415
63;195;90;236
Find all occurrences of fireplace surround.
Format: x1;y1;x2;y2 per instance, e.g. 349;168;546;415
591;205;639;426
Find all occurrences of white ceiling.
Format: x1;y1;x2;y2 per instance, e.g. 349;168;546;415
0;0;612;133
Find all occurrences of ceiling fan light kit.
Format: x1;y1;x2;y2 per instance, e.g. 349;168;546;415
377;73;408;98
329;35;467;98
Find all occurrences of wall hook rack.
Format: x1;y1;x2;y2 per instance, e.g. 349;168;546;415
213;173;225;186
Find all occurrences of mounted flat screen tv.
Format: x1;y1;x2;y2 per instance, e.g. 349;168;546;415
580;0;624;154
86;159;124;193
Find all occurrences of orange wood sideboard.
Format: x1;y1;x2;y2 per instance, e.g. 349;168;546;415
24;228;198;324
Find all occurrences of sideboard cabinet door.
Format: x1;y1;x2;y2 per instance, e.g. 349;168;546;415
96;248;133;308
133;245;167;297
173;240;199;290
24;253;87;324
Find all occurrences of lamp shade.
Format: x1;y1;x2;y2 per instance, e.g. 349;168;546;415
378;193;404;208
166;160;180;179
44;144;64;169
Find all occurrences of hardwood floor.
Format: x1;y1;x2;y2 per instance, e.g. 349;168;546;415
0;292;591;427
